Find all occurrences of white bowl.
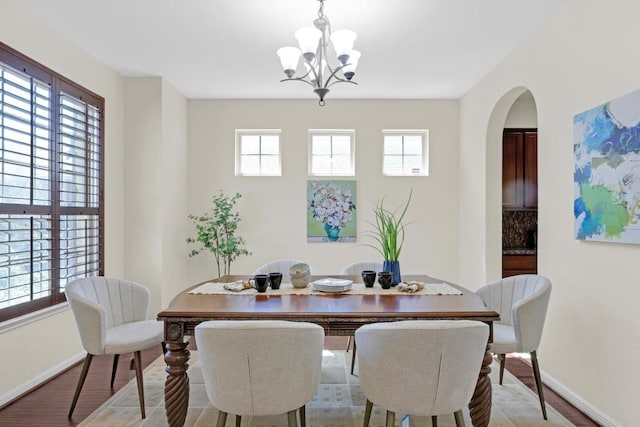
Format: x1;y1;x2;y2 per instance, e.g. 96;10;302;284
291;275;310;288
289;263;310;275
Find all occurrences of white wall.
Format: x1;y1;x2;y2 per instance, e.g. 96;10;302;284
504;92;537;128
459;0;640;424
0;0;126;399
160;80;190;305
123;77;189;313
186;100;460;284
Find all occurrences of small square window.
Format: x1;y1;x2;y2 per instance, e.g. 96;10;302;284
382;130;429;176
236;130;281;176
309;130;355;176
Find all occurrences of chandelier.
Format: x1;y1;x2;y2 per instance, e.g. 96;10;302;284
276;0;360;106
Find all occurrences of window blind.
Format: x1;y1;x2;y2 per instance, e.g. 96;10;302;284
0;42;104;321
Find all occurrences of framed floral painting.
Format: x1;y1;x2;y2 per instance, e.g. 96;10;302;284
307;180;356;242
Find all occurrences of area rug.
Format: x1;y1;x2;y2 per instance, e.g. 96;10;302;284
79;350;574;427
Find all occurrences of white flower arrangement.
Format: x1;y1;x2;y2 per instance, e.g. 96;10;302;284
308;181;356;228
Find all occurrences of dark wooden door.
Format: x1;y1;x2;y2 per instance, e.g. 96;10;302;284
502;129;537;209
523;132;538;208
502;131;524;208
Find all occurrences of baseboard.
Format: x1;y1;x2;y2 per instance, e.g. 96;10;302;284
0;351;85;409
541;369;622;426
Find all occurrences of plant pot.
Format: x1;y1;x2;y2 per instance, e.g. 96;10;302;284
383;260;401;286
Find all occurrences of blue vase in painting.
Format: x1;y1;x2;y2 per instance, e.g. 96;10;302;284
324;223;341;241
383;260;401;286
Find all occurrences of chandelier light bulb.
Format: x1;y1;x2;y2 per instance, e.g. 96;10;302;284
330;30;357;65
277;47;302;78
342;50;360;81
295;27;322;62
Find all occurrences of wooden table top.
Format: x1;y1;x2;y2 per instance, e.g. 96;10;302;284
158;275;499;323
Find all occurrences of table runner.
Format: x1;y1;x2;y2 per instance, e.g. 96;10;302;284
188;280;463;296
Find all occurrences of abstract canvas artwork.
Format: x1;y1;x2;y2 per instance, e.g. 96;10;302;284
574;88;640;244
307;180;356;242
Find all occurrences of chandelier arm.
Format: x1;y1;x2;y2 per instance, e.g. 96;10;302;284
303;58;322;85
296;64;317;82
280;77;317;88
323;63;352;88
327;79;357;89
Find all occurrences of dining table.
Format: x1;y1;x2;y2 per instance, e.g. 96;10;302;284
157;274;500;427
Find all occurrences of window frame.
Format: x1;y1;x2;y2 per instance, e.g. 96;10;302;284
0;42;105;322
308;129;355;177
235;129;282;176
382;129;429;176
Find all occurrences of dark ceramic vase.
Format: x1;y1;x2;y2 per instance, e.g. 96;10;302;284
383;260;401;286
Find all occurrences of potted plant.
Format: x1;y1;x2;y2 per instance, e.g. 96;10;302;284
187;191;251;277
364;190;412;285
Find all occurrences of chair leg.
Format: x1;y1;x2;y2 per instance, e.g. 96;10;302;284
346;335;351;352
161;341;167;355
287;409;297;427
68;353;94;418
453;410;466;427
235;414;241;427
385;410;395;427
432;414;438;426
498;353;506;385
363;399;373;427
133;350;146;418
530;351;548;420
110;354;120;388
350;339;357;375
216;411;228;427
299;405;306;427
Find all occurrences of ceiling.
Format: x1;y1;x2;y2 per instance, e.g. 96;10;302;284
22;0;566;100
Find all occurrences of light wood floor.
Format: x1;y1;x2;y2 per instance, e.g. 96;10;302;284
0;337;599;426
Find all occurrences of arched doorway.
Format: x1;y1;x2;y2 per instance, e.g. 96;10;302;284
485;87;538;280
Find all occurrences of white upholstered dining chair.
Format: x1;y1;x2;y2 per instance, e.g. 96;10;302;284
65;276;164;419
475;274;552;419
340;261;384;374
355;320;489;427
252;259;313;281
195;320;324;427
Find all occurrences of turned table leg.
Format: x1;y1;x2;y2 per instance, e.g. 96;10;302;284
163;323;191;427
469;346;493;427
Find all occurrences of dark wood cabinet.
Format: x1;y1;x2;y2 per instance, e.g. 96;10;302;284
502;129;537;209
502;254;537;277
